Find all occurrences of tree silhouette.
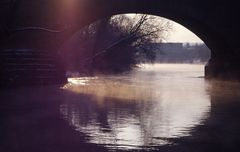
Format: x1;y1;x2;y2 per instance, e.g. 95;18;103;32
60;14;172;74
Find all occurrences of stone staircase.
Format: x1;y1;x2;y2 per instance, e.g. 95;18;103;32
0;49;67;87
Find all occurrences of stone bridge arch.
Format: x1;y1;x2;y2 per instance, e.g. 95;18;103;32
1;0;240;85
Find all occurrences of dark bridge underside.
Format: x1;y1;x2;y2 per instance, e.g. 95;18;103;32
0;0;240;85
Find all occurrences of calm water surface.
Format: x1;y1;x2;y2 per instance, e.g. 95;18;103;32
1;64;240;152
61;64;210;150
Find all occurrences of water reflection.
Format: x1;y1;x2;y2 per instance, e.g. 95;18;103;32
3;64;240;152
61;64;211;150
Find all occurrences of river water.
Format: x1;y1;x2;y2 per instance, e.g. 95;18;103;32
1;64;240;152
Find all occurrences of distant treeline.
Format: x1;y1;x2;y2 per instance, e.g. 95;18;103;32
154;43;211;63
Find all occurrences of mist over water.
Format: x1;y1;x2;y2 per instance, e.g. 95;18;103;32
61;64;211;150
2;64;240;151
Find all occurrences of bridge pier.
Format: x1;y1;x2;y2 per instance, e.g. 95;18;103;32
205;57;240;80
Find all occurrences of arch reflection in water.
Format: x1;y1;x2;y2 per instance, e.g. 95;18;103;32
60;64;211;150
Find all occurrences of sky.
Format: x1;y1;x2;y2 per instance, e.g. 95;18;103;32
167;22;203;43
126;14;203;43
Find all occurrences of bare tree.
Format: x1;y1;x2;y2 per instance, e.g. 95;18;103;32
61;14;172;74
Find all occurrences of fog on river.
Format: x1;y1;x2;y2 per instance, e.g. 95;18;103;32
2;64;240;152
61;64;211;150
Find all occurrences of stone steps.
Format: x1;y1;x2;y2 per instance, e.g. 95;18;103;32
0;49;67;87
5;63;56;69
0;53;54;58
3;58;56;64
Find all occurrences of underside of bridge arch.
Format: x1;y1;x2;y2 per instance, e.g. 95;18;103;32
0;0;240;86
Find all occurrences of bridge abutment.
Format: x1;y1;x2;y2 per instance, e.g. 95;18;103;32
205;57;240;80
